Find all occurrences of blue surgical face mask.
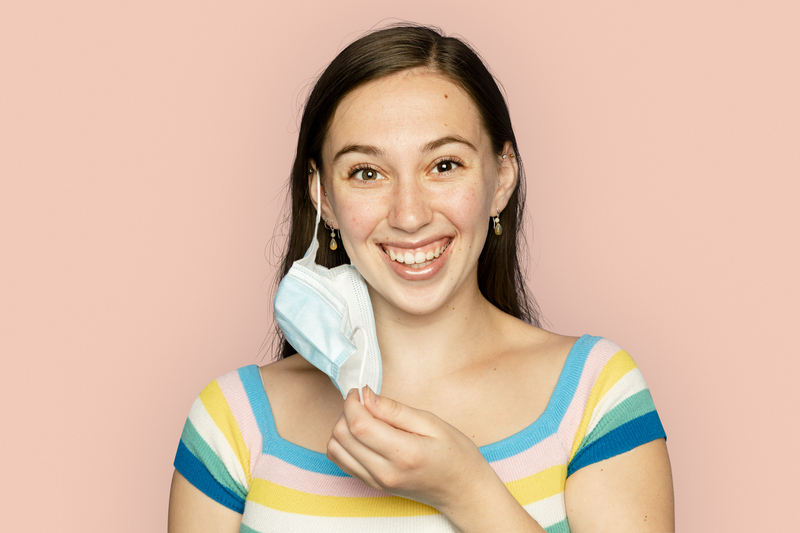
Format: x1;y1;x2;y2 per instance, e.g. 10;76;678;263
273;172;382;400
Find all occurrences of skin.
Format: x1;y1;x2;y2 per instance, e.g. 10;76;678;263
168;68;674;532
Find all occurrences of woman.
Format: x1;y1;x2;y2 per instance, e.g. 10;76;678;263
168;25;674;532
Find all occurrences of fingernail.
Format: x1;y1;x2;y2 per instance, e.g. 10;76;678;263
347;388;357;398
367;386;379;404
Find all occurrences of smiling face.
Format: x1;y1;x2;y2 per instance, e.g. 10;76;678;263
313;69;517;317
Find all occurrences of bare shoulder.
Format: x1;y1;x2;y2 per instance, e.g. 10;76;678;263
259;354;344;453
496;312;579;373
508;323;578;395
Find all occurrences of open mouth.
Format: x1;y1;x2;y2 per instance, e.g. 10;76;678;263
380;238;452;269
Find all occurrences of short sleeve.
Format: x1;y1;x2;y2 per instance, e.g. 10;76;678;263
566;347;666;476
174;367;263;513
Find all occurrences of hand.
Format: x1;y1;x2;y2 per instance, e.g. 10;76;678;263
325;386;493;511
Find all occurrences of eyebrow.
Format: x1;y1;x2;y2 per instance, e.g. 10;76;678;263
332;144;386;162
423;135;477;153
332;135;478;163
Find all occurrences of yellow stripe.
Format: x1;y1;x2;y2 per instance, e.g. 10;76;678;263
568;350;637;462
248;479;439;517
506;465;567;506
200;380;251;485
248;465;566;517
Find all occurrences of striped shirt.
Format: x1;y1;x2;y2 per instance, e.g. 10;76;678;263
174;335;666;532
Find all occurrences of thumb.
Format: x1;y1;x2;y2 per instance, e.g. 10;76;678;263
362;386;436;435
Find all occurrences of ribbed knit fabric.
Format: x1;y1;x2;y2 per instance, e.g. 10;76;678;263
174;335;666;532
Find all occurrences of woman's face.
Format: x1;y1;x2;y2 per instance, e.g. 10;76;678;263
316;69;517;316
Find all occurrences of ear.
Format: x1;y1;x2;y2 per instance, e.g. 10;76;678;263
492;141;519;215
308;160;339;228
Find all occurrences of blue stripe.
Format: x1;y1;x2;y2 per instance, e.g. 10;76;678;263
174;440;245;513
236;336;607;474
480;335;601;462
567;410;666;476
238;365;277;453
238;364;351;476
271;438;351;476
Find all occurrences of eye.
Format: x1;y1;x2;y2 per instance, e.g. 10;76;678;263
431;159;460;174
350;166;383;181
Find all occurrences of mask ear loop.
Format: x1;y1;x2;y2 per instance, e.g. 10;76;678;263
349;325;367;405
301;169;324;260
314;170;322;232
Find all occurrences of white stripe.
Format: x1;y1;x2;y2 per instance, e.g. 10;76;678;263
523;492;567;529
586;368;647;435
241;502;456;533
187;397;249;490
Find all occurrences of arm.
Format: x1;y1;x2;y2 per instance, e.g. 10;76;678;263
563;341;674;531
565;438;674;532
327;387;546;533
169;368;260;532
168;470;243;533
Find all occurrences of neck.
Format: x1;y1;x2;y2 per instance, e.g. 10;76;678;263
368;278;502;391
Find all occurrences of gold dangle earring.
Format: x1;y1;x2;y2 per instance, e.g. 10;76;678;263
325;219;338;250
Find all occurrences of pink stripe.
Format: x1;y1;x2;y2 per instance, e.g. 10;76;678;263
253;454;390;498
489;433;567;483
217;370;264;478
556;338;620;446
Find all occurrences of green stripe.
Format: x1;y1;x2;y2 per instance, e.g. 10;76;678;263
181;419;247;499
545;517;571;533
239;523;259;533
581;389;656;450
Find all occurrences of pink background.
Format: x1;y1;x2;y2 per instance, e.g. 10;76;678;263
1;1;797;531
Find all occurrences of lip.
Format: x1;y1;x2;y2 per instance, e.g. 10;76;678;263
379;235;451;250
379;237;453;281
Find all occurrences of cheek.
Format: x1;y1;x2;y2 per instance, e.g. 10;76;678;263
438;184;490;228
334;196;384;240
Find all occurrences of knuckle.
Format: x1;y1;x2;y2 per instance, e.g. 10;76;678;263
331;420;348;440
348;417;369;438
375;468;401;490
386;400;404;420
326;438;340;462
394;450;417;471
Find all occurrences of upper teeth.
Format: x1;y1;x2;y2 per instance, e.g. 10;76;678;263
387;242;449;265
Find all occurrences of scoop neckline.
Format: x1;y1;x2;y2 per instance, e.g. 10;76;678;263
250;334;596;469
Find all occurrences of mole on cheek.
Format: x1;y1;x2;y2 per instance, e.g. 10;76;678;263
444;94;448;98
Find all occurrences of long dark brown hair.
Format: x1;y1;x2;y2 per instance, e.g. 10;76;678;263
272;24;540;359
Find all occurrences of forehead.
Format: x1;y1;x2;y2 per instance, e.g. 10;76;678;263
323;69;488;160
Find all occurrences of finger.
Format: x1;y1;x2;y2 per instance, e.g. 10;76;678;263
334;395;397;464
339;389;421;462
362;386;438;436
326;433;381;490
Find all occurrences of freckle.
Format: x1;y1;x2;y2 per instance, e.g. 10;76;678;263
444;94;448;98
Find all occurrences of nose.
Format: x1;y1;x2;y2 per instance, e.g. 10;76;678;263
387;176;432;234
